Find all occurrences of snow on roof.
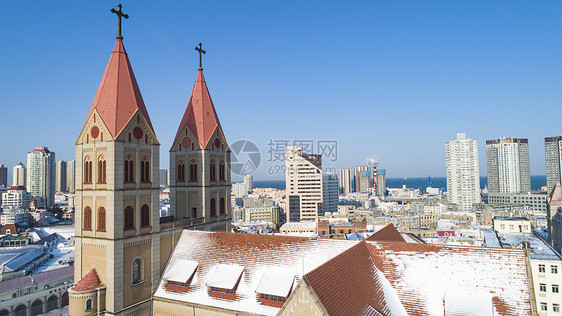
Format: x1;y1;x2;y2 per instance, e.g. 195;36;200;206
444;289;493;315
497;232;562;261
154;231;357;315
255;268;295;297
206;264;244;289
165;259;198;283
483;229;501;247
280;221;316;229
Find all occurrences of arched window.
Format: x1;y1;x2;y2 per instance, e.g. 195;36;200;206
141;159;150;182
85;298;93;311
177;161;185;182
97;207;106;232
61;292;69;306
141;204;150;227
125;158;134;183
210;198;217;217
220;197;226;215
14;305;26;316
31;299;42;316
124;206;134;230
97;155;106;183
84;157;92;184
210;160;216;181
219;160;226;181
189;160;197;182
84;207;92;231
132;258;143;284
46;295;58;312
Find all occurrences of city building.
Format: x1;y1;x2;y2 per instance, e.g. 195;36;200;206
66;160;75;193
486;137;531;193
56;160;67;192
0;164;7;187
0;209;27;225
375;168;386;197
244;174;253;192
26;147;56;208
548;184;562;246
232;182;247;198
493;217;532;233
338;168;351;195
545;135;562;193
353;166;370;193
487;191;548;214
322;174;339;214
445;133;481;211
1;186;33;209
159;169;168;186
12;162;26;187
285;145;323;221
244;206;282;226
317;218;367;239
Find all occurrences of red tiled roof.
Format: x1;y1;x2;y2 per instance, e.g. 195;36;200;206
173;69;222;148
70;267;105;293
87;39;155;138
8;186;26;191
31;147;51;154
366;224;405;243
548;183;562;203
0;224;20;235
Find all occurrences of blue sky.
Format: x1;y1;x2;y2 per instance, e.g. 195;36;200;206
1;1;561;182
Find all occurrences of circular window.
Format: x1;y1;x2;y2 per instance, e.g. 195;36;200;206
182;137;191;149
133;127;143;139
91;126;99;139
214;138;221;148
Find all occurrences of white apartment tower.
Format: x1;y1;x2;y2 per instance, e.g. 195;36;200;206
545;136;562;193
338;168;351;195
486;137;531;193
244;174;253;192
12;163;26;187
26;147;56;208
285;145;323;222
354;165;370;193
66;160;75;193
445;133;481;211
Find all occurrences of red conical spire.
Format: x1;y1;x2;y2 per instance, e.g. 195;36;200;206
87;39;155;138
174;69;222;147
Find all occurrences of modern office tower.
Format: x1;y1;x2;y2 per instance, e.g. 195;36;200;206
285;145;323;221
66;160;75;193
375;169;387;197
56;160;68;192
486;137;531;194
545;136;562;193
26;147;56;208
354;165;370;193
244;174;253;192
322;173;339;214
12;163;26;187
338;168;351;195
446;133;481;211
0;164;7;187
159;169;169;186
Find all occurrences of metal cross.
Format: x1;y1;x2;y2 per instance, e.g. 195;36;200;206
111;4;129;39
195;43;206;70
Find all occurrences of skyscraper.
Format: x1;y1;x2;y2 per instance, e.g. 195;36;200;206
285;145;323;221
26;147;56;208
12;163;26;187
244;174;253;192
353;165;370;193
375;168;386;197
0;164;7;187
446;133;481;211
56;160;68;192
322;173;339;214
66;160;75;193
159;169;169;186
486;137;531;193
545;135;562;193
338;168;351;195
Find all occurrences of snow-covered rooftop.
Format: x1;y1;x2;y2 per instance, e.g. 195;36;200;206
497;232;562;261
255;268;295;297
206;264;244;289
165;259;198;283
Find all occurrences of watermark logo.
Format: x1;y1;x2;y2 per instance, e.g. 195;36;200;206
230;140;261;176
266;139;338;176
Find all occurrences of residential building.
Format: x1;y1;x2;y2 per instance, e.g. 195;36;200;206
317;218;367;239
375;168;386;197
56;160;67;192
553;210;562;253
12;162;26;187
244;206;282;225
493;217;532;233
232;182;248;198
486;137;531;193
159;169;168;186
0;209;27;225
445;133;481;211
545;135;562;193
1;186;33;209
285;145;323;221
66;160;75;193
26;147;56;208
0;164;7;187
488;191;548;214
244;174;253;192
338;168;351;195
322;174;339;214
353;166;369;193
548;184;562;245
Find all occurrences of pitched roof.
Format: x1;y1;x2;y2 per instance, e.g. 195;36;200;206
0;223;20;235
366;224;405;243
8;186;26;191
0;266;73;294
31;147;51;154
173;69;222;148
70;267;105;293
548;183;562;203
87;39;155;138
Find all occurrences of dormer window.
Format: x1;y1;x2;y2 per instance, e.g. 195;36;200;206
206;264;244;299
255;269;295;307
165;260;198;291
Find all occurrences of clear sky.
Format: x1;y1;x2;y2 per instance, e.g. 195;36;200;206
1;1;561;182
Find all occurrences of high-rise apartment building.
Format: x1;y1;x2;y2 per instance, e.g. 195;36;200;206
486;137;531;193
322;174;339;214
353;165;370;193
545;136;562;193
66;160;75;193
0;164;7;187
446;133;481;211
12;163;26;187
285;145;323;221
244;174;253;192
159;169;169;186
56;160;68;192
26;147;56;208
338;168;351;195
375;168;386;197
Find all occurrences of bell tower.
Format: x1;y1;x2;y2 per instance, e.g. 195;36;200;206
69;5;160;315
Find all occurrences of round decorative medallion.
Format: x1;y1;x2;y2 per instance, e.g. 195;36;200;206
133;127;143;139
214;138;221;148
91;126;99;139
182;137;192;149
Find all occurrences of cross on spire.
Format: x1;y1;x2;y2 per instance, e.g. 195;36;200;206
110;4;129;40
195;43;206;70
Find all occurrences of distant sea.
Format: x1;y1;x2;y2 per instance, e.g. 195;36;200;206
253;176;547;192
